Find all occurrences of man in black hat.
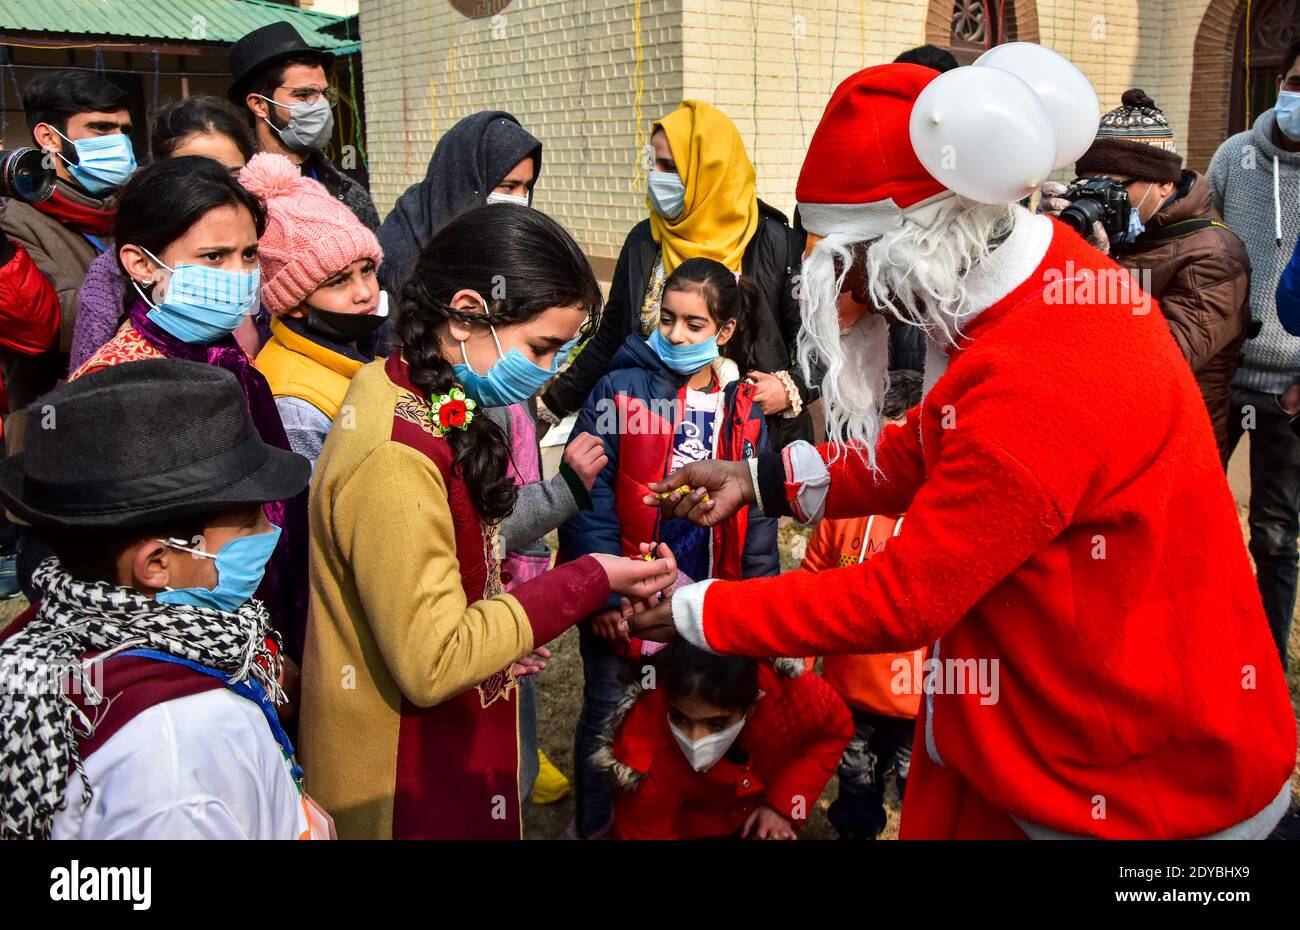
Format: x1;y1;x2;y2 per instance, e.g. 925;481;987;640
229;22;378;230
0;359;331;840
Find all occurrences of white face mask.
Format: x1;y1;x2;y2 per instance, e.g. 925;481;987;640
486;190;530;208
670;715;746;772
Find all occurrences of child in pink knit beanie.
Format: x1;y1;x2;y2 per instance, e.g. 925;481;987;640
244;152;385;466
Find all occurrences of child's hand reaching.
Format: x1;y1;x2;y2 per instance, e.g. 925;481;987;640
563;431;608;491
588;608;631;646
742;805;798;840
591;543;677;600
510;645;552;679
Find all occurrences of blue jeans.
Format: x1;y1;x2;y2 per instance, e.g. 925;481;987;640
517;675;539;810
573;623;635;838
1228;386;1300;668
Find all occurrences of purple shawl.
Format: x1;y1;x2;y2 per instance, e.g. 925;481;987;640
128;297;310;662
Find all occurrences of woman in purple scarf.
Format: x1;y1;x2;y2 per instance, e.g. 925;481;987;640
71;157;309;673
70;94;263;373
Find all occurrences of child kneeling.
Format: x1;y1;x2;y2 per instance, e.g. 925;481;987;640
594;643;852;839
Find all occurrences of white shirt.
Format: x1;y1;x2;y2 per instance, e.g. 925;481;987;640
669;386;721;473
51;689;309;840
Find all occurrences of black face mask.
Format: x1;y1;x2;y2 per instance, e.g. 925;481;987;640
304;304;388;344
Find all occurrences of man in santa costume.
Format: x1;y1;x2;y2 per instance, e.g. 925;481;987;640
629;63;1297;839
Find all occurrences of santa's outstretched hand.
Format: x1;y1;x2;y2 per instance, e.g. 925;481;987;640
642;459;754;527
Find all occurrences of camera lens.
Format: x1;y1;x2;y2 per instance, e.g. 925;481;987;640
1059;197;1105;236
0;148;57;203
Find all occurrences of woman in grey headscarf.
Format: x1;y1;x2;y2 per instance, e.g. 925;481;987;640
377;110;542;298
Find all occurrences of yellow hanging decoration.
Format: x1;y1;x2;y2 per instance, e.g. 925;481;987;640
632;0;647;192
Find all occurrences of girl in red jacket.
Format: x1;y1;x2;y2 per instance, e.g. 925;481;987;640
595;643;852;839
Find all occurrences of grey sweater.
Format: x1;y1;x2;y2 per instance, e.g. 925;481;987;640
1208;108;1300;394
485;404;582;555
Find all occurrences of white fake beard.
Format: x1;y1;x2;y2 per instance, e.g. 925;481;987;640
797;197;1014;470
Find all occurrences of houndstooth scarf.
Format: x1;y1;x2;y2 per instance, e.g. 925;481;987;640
0;558;285;840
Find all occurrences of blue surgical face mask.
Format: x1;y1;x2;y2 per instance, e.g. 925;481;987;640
648;327;719;375
51;127;136;196
454;324;578;408
647;170;686;220
1278;91;1300;141
155;526;282;614
1121;183;1153;244
132;247;261;344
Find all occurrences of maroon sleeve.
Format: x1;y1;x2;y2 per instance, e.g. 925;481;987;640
0;242;61;355
507;554;610;648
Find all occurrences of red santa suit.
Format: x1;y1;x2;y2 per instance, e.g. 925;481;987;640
667;64;1297;839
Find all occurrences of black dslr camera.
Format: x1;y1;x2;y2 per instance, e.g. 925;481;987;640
1057;177;1132;242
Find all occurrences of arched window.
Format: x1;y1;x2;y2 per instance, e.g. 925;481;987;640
949;0;1019;64
1229;0;1300;134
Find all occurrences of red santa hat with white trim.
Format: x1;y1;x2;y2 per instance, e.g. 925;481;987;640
796;63;956;239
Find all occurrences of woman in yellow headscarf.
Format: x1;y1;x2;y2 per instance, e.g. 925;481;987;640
539;101;813;460
547;100;815;842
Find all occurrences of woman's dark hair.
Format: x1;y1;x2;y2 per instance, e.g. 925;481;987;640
398;204;603;523
151;95;255;163
113;156;267;304
661;257;759;373
657;642;760;711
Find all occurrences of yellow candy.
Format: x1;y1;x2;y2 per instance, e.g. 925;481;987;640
654;484;710;503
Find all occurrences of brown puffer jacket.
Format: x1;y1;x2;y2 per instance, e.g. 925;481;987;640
1112;170;1250;460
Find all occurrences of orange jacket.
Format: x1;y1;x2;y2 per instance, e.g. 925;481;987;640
801;514;922;719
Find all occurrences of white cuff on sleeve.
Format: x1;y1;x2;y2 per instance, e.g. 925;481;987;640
671;579;717;652
782;440;831;525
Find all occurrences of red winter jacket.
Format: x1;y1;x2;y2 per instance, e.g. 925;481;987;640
687;212;1297;839
600;661;852;839
0;238;60;356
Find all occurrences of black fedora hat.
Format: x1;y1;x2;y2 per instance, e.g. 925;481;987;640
0;359;310;530
228;21;335;106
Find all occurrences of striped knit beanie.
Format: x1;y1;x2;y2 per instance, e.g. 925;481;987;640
1075;89;1183;184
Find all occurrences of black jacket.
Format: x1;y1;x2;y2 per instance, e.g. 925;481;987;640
543;201;815;449
306;152;380;232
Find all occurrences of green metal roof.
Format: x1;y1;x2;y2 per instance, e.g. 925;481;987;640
0;0;353;50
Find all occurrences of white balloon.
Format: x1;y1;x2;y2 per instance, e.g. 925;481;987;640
909;66;1057;205
975;41;1100;170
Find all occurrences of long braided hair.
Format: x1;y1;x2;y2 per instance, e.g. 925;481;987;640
397;204;602;523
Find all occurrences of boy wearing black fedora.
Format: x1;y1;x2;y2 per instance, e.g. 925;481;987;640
228;22;378;231
0;359;331;839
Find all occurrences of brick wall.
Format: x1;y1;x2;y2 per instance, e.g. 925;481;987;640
359;0;685;266
680;0;928;219
360;0;1254;261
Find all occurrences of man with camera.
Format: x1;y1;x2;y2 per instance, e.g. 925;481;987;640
0;70;133;435
1040;90;1250;464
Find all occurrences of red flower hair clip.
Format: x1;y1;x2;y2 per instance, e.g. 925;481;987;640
428;387;476;436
